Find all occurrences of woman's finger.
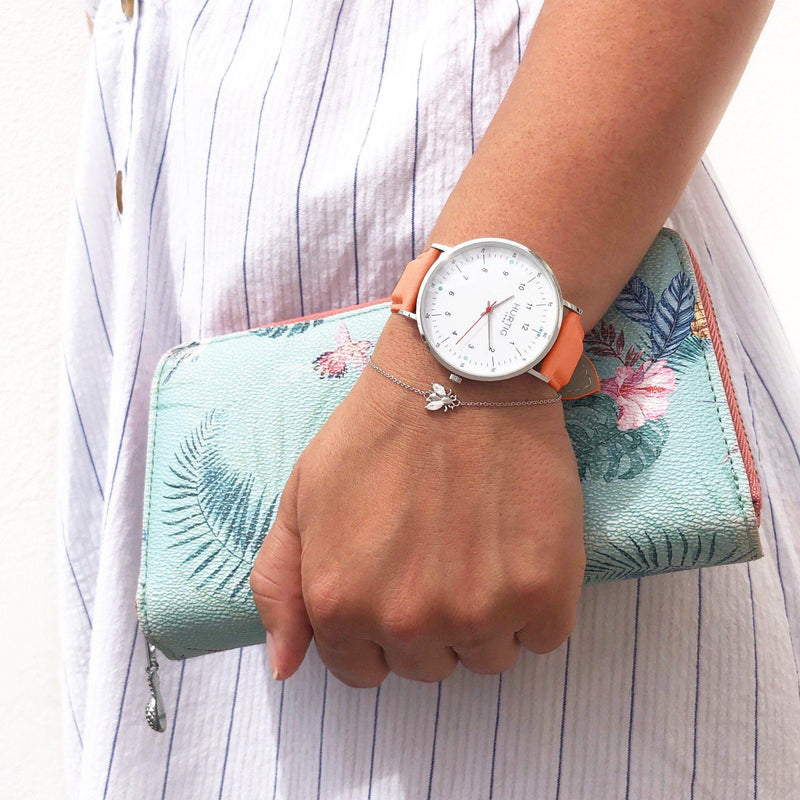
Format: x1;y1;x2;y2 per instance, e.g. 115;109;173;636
451;632;521;675
312;628;390;688
250;464;314;680
514;598;578;655
380;639;459;683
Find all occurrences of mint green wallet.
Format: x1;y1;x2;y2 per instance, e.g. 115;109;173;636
135;228;762;729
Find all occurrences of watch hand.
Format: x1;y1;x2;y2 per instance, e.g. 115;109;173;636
491;293;515;310
487;299;493;351
455;301;495;345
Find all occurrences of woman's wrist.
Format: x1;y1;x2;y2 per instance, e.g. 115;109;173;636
418;0;774;336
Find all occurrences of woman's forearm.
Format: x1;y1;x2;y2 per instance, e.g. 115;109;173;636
425;0;774;333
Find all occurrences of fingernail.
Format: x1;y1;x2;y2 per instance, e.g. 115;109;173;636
266;631;281;680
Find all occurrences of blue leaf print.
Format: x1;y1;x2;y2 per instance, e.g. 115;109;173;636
584;533;763;583
650;271;695;360
254;318;326;338
614;275;655;327
162;409;280;602
161;340;204;385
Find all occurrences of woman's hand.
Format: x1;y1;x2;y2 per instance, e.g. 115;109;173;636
250;311;586;687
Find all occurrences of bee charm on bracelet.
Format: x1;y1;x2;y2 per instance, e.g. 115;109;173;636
424;383;462;412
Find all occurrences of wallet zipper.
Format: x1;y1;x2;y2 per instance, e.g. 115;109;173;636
143;631;168;732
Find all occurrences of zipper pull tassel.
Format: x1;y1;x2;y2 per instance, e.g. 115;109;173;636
143;634;167;732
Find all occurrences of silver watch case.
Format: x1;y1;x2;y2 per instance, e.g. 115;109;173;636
397;237;583;383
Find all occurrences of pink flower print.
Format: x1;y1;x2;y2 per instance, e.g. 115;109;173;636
600;359;676;431
312;322;372;378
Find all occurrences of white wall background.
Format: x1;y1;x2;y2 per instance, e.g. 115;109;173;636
1;1;797;797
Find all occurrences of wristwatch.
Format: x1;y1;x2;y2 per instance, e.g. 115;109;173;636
390;237;600;397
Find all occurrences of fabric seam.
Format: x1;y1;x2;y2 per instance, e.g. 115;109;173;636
663;228;751;537
683;235;762;522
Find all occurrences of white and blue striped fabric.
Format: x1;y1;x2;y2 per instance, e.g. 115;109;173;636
57;0;800;797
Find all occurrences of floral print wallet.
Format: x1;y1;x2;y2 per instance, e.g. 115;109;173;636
136;228;763;664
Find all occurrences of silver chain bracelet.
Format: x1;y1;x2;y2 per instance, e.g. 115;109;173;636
366;354;562;412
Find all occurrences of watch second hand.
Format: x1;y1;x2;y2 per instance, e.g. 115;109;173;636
455;301;495;345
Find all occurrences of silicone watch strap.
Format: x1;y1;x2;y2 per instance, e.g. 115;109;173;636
390;246;585;392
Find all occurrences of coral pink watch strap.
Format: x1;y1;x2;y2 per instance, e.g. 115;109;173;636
390;247;441;314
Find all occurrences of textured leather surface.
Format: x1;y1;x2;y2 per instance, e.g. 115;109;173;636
537;308;589;391
136;228;763;660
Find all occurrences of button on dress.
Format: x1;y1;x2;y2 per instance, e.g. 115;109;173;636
58;0;800;796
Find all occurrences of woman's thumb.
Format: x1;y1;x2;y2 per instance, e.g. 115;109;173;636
249;466;313;680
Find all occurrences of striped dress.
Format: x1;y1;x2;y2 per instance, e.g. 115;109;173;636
59;0;800;797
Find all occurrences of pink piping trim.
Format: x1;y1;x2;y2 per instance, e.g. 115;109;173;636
686;241;762;523
243;295;392;331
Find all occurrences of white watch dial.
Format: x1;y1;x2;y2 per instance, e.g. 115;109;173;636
416;238;562;381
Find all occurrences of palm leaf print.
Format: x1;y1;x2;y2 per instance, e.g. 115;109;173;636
665;332;707;375
650;271;695;359
585;533;762;582
253;318;326;338
162;409;279;601
160;340;205;386
614;270;696;361
614;275;655;327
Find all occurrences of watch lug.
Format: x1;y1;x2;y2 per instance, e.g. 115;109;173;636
527;366;548;383
430;242;449;254
563;299;583;316
397;308;417;321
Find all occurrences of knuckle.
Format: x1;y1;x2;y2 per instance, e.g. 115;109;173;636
508;570;561;610
305;574;349;629
380;600;431;644
446;595;498;645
